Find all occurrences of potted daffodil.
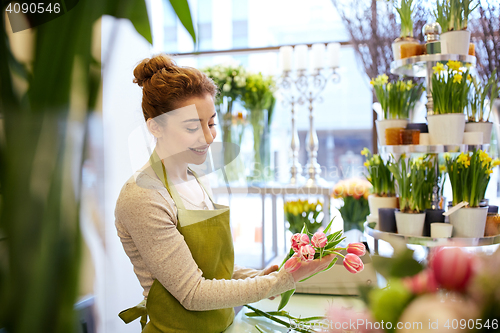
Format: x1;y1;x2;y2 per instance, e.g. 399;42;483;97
391;0;421;60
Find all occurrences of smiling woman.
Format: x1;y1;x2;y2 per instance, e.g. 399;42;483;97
114;54;337;332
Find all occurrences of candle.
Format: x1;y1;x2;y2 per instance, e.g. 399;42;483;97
326;43;341;68
279;46;293;72
294;44;308;71
311;43;325;70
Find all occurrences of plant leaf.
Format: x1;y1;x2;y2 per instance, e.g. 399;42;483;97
278;289;295;311
169;0;197;45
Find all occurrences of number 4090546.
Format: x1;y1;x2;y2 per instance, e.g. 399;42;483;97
5;2;61;14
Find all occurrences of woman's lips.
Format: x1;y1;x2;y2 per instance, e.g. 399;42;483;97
189;146;209;155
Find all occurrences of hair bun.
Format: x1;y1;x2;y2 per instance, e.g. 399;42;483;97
133;54;178;87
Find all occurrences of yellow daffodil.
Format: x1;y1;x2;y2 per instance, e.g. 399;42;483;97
364;161;370;168
453;74;463;83
374;155;381;165
492;159;500;167
361;147;370;156
447;60;462;72
377;74;389;85
443;153;451;161
467;74;473;82
487;169;494;175
433;62;445;74
439;165;447;173
457;153;470;167
479;150;490;162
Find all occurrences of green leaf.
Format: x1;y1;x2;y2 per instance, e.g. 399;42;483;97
371;249;424;280
323;216;335;234
169;0;197;45
299;257;339;282
278;289;295;311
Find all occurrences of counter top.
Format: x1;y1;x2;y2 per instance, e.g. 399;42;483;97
226;294;364;332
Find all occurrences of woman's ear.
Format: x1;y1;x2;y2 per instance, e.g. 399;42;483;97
147;118;163;138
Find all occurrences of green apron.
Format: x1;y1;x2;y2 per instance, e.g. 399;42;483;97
119;150;235;332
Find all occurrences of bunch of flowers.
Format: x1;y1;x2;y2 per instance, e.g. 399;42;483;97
284;199;323;234
279;219;366;311
370;74;424;120
332;179;372;231
203;63;247;104
387;154;432;213
361;148;396;197
431;60;472;114
467;70;500;122
434;0;478;32
444;150;500;207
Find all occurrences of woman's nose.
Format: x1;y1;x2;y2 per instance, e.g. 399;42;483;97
202;126;214;145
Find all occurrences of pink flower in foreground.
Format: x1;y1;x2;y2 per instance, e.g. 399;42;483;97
343;254;364;273
347;242;366;256
325;305;382;333
311;232;328;248
299;245;316;261
284;255;302;273
291;233;310;252
402;269;439;295
430;247;474;291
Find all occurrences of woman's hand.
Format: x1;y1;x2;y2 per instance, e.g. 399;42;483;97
263;265;279;300
289;253;337;283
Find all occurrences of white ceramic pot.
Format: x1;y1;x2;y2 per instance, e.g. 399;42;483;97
441;30;471;55
465;122;493;144
449;206;488;238
367;194;398;218
427;114;465;145
395;211;426;236
376;119;409;146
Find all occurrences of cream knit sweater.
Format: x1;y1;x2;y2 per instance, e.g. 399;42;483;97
115;163;295;311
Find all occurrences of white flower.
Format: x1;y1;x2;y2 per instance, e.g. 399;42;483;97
223;83;231;92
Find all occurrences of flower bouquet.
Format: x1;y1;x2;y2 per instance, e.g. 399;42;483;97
284;199;323;234
278;219;366;311
361;148;398;219
332;179;371;231
444;150;500;237
428;60;471;144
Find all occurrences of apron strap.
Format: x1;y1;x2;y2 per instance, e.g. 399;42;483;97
187;167;216;206
118;299;148;330
149;150;186;210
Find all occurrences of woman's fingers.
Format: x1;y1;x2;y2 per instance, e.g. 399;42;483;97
263;264;279;275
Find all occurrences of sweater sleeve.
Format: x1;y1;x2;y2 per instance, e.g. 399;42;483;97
115;180;295;312
232;264;264;280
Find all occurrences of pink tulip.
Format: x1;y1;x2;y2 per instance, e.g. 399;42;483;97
343;254;364;274
291;233;310;253
311;232;328;248
402;269;439;295
284;255;302;273
347;242;366;256
430;247;474;291
299;245;316;261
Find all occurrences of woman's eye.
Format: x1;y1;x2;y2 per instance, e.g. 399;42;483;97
209;123;217;127
187;127;199;132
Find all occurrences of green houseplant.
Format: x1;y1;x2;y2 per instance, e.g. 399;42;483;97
390;0;421;60
465;70;500;144
435;0;479;55
428;60;470;145
371;74;424;145
0;1;195;332
444;150;500;237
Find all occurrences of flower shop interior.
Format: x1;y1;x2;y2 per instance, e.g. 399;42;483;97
2;0;500;332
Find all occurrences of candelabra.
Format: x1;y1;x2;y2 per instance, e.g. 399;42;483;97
279;67;341;187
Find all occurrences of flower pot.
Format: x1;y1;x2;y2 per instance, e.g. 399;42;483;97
376;119;409;146
465;122;493;144
449;206;488;238
441;30;471;55
406;123;428;133
392;37;420;61
395;211;426;236
378;208;397;233
424;209;445;237
368;194;398;218
427;113;465;145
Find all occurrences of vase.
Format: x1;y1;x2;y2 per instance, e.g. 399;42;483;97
395;211;426;236
427;113;465;145
368;194;398;218
441;30;471;55
375;119;409;146
392;37;420;61
249;109;271;183
449;206;488;238
378;208;397;233
424;209;445;237
465;122;493;144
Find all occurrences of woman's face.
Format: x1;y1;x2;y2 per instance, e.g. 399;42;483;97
151;94;217;165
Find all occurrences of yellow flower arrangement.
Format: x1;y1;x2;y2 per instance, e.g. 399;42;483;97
431;61;471;114
361;148;396;196
284;199;323;234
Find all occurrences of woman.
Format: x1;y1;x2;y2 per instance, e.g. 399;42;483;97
115;54;335;332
